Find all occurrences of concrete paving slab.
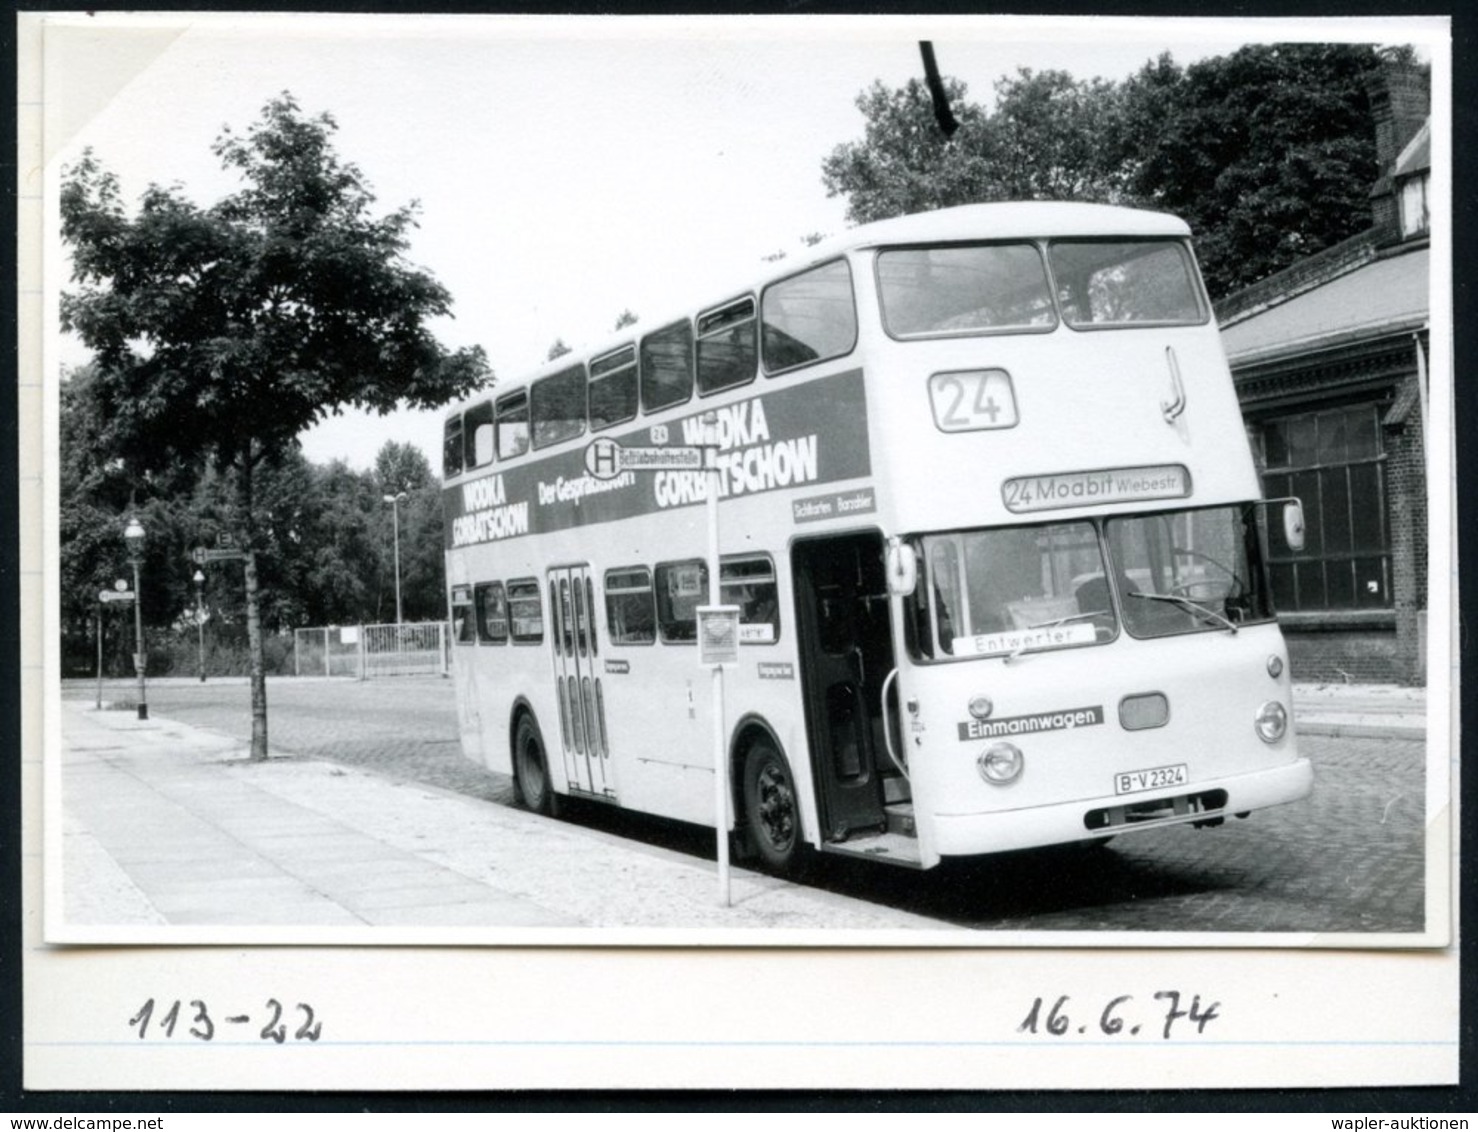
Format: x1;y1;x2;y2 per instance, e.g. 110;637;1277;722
57;698;953;934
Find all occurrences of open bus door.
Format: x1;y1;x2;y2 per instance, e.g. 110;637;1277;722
792;533;899;843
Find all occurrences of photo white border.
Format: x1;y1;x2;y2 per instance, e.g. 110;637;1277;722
19;12;1459;1090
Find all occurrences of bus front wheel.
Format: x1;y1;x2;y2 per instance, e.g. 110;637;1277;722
513;715;559;817
742;742;802;873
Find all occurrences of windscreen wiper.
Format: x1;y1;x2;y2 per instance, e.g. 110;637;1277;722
1129;591;1238;634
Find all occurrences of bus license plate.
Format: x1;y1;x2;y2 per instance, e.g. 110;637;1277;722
1114;763;1188;796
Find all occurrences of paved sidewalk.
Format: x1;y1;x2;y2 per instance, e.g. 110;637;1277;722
58;701;947;934
1291;682;1428;741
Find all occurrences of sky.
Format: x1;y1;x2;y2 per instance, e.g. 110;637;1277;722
40;12;1445;473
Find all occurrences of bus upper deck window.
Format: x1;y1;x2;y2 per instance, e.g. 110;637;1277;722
464;400;495;469
641;320;694;413
697;297;757;395
877;244;1054;338
761;259;857;375
443;415;464;478
496;391;529;461
1049;240;1206;327
533;364;587;449
589;345;638;432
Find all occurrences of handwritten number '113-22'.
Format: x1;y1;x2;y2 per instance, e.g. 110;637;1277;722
129;998;322;1042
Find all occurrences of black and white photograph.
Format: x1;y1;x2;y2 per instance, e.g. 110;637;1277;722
20;12;1456;1092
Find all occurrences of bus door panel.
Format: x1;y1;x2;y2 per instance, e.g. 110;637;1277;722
548;565;611;797
792;534;890;841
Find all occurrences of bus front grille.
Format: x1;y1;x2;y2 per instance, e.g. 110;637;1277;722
1084;789;1228;831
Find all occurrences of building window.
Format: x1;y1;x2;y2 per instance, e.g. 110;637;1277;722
1258;404;1391;612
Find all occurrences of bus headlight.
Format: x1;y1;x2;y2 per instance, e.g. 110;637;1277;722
977;742;1024;785
1267;655;1284;679
1255;700;1288;743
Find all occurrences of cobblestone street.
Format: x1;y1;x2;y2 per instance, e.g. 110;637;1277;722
64;676;1430;934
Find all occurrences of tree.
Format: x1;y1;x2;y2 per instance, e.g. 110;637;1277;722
373;441;443;623
822;45;1399;299
613;309;639;331
59;364;208;677
547;338;573;361
1121;44;1389;295
61;93;491;759
820;69;1131;224
821;76;993;224
983;68;1132;202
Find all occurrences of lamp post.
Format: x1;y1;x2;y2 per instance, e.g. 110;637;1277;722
382;491;408;625
123;515;147;720
193;568;207;682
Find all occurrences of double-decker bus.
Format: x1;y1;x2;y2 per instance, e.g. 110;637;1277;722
440;202;1312;873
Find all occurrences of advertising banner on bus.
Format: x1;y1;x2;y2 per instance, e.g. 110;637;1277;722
445;369;872;550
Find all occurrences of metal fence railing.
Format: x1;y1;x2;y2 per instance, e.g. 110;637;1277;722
293;622;449;679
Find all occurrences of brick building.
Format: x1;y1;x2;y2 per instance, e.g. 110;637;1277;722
1216;61;1431;685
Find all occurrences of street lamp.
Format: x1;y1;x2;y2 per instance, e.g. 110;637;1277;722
382;491;408;625
193;568;207;683
122;515;148;720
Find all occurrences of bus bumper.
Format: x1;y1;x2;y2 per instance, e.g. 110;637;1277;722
932;757;1314;859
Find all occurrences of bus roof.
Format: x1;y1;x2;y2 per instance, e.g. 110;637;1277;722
454;201;1193;410
806;201;1191;258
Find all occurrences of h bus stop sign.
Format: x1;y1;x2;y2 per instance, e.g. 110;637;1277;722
585;437;705;480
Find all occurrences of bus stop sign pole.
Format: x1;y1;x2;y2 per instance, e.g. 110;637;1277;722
702;411;733;909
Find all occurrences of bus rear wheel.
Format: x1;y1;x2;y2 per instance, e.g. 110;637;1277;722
513;715;559;817
743;741;802;873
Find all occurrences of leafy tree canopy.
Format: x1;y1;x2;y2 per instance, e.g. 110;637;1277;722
821;44;1409;296
61;92;491;477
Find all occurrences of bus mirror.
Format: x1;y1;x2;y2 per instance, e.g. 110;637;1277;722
886;540;918;597
1282;500;1306;552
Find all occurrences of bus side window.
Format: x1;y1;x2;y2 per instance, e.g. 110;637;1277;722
496;391;529;461
655;560;707;643
589;345;638;432
443;414;464;478
450;584;475;644
474;582;508;644
533;363;587;449
697;296;757;395
506;578;543;643
605;567;656;645
464;400;495;469
721;554;779;644
761;259;858;376
641;320;694;413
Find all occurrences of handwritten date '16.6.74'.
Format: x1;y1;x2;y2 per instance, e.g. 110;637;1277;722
1019;991;1220;1040
129;999;322;1043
